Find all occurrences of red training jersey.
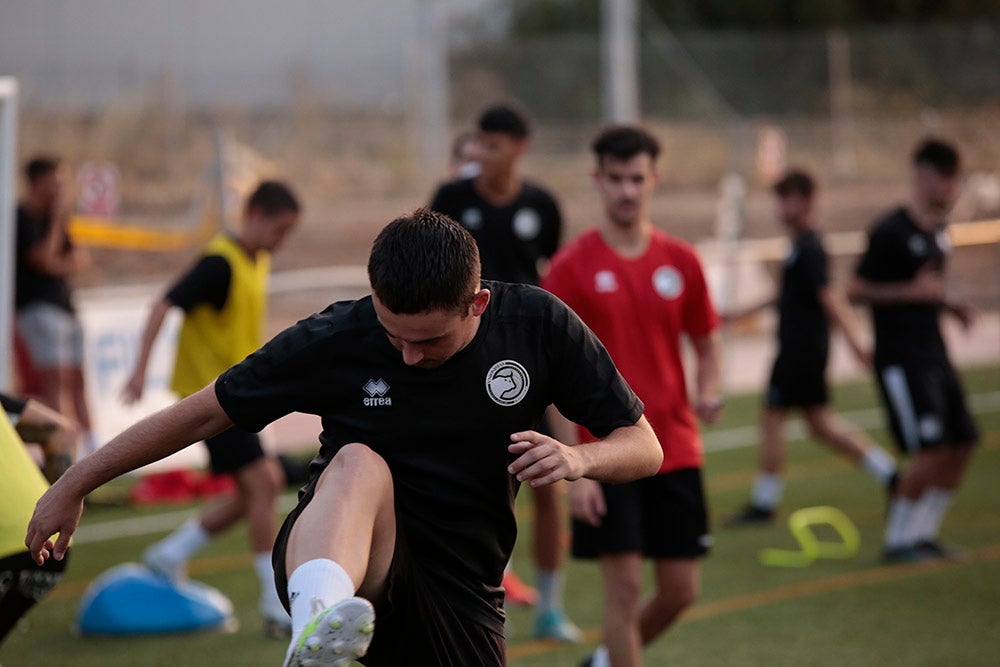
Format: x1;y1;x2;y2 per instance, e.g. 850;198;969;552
542;227;719;474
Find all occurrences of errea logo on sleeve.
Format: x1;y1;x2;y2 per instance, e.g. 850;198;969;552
363;378;392;406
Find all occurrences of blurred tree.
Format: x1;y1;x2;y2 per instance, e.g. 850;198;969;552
508;0;1000;34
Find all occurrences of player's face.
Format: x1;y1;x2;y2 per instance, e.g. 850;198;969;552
475;132;525;180
31;170;64;211
916;166;961;216
372;289;490;369
593;154;658;227
248;209;300;252
777;192;812;231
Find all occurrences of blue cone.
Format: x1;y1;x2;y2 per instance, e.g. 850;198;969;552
77;563;235;635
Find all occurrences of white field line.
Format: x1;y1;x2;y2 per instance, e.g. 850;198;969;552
72;390;1000;546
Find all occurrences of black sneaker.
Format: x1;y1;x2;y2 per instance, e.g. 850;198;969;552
915;539;964;561
724;504;774;527
579;654;595;667
881;544;926;565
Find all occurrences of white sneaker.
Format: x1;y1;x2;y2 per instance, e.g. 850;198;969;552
143;544;186;582
284;597;375;667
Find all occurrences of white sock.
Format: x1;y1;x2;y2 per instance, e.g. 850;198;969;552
591;645;611;667
535;569;563;614
910;488;953;543
750;473;783;510
285;559;357;664
287;559;356;638
861;447;897;485
254;552;286;620
884;497;916;549
150;518;210;564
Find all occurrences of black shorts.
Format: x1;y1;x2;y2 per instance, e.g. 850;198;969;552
0;550;69;643
204;427;265;475
572;468;712;560
766;345;829;409
273;484;506;667
876;360;980;454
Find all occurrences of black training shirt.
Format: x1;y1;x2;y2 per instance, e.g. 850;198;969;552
855;207;948;363
15;205;74;312
165;255;232;312
214;281;643;633
778;230;830;351
429;177;562;285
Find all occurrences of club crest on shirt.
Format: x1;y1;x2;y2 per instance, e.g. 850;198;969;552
485;360;530;406
461;208;484;231
512;208;542;240
652;266;684;300
594;270;618;293
362;378;392;407
908;234;928;257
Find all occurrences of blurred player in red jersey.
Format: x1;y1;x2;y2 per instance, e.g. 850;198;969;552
544;126;722;667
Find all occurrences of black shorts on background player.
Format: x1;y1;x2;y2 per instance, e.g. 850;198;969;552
572;468;711;560
214;281;644;664
875;361;979;454
204;428;265;476
766;344;829;408
0;551;69;642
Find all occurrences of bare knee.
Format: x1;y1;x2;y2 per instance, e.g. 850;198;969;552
320;443;392;490
238;458;282;505
602;568;643;618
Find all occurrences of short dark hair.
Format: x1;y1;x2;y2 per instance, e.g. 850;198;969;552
245;180;300;217
913;139;960;176
592;125;661;165
477;104;530;139
773;169;815;198
368;208;481;314
24;156;60;183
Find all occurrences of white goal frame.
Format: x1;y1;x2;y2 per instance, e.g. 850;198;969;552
0;77;19;391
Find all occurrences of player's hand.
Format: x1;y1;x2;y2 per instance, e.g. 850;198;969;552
947;301;977;331
851;343;874;369
121;370;145;404
569;478;606;527
695;396;725;425
508;430;584;487
25;481;84;566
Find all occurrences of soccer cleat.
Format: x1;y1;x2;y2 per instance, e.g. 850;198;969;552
880;545;926;565
533;608;583;643
502;569;538;607
723;504;775;527
143;544;186;583
915;539;965;561
284;597;375;667
579;654;595;667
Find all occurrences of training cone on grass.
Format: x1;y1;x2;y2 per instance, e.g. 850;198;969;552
77;563;237;635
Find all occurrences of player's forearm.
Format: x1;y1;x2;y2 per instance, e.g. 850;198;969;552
577;416;661;483
545;404;579;446
692;332;722;402
132;300;172;376
58;385;232;498
847;276;938;305
820;288;866;351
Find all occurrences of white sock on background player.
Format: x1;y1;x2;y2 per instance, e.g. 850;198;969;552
254;552;287;621
535;569;563;613
861;447;897;484
884;497;916;549
145;518;210;575
750;473;783;510
907;487;953;544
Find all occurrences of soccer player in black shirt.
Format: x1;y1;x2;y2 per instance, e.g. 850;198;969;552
430;104;576;640
26;210;662;667
725;170;897;525
849;139;979;563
